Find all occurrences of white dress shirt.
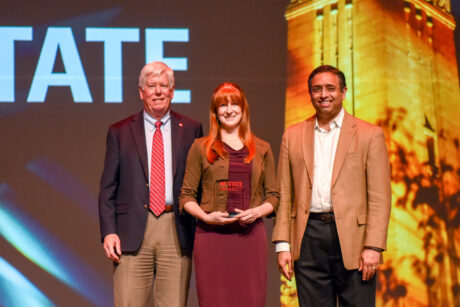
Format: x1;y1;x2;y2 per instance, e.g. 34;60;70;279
144;110;174;205
276;108;345;252
310;107;344;212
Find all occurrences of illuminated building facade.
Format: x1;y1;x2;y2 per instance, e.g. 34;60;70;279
282;0;460;306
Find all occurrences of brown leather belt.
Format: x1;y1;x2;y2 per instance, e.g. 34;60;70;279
164;205;174;213
309;211;334;223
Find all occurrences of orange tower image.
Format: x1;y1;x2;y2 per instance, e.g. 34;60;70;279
282;0;460;306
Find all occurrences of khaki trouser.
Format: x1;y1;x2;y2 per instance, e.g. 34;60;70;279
113;212;191;307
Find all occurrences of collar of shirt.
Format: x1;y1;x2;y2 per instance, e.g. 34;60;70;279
143;110;171;131
315;107;345;132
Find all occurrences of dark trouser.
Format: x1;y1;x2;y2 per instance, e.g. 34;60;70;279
294;218;376;307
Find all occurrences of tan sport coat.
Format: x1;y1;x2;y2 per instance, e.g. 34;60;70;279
272;111;391;269
180;136;279;212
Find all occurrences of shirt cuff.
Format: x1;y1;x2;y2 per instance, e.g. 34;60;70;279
275;241;290;253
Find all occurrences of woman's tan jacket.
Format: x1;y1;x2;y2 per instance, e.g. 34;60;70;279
179;136;279;212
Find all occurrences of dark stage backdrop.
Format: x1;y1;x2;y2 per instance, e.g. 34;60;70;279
0;1;459;307
0;1;288;306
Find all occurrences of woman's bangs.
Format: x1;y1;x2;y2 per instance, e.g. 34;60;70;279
215;89;242;107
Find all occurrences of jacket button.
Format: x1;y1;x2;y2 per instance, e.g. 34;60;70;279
146;183;149;188
144;204;148;209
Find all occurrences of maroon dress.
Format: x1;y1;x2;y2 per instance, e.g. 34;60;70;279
193;144;267;307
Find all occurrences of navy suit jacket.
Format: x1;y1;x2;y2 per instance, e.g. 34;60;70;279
98;110;203;256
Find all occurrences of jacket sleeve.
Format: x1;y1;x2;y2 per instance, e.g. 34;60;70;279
179;140;203;210
98;126;120;241
363;127;391;250
272;130;293;243
262;144;279;211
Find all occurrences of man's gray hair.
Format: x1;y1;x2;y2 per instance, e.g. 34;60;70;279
139;61;175;90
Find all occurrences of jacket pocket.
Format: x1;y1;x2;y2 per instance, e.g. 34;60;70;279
357;214;367;225
214;179;228;207
115;204;129;214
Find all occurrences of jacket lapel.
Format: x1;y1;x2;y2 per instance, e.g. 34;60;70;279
331;112;356;188
130;111;149;181
302;118;315;185
250;145;262;200
170;111;184;177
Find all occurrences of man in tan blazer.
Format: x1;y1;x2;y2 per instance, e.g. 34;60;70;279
273;65;391;306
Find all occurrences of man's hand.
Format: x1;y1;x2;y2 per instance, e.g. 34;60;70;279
278;251;293;281
359;248;380;281
103;234;121;263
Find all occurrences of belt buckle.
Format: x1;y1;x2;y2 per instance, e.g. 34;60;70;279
320;214;334;224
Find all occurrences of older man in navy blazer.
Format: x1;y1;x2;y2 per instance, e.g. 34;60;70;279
98;61;203;306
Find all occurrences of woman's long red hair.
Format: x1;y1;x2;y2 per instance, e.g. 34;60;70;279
203;82;255;164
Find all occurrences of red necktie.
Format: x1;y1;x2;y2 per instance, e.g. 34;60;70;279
149;120;165;216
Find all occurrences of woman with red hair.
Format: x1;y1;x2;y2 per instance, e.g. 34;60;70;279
180;82;279;307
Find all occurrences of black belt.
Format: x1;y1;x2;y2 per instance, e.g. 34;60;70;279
309;211;335;223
